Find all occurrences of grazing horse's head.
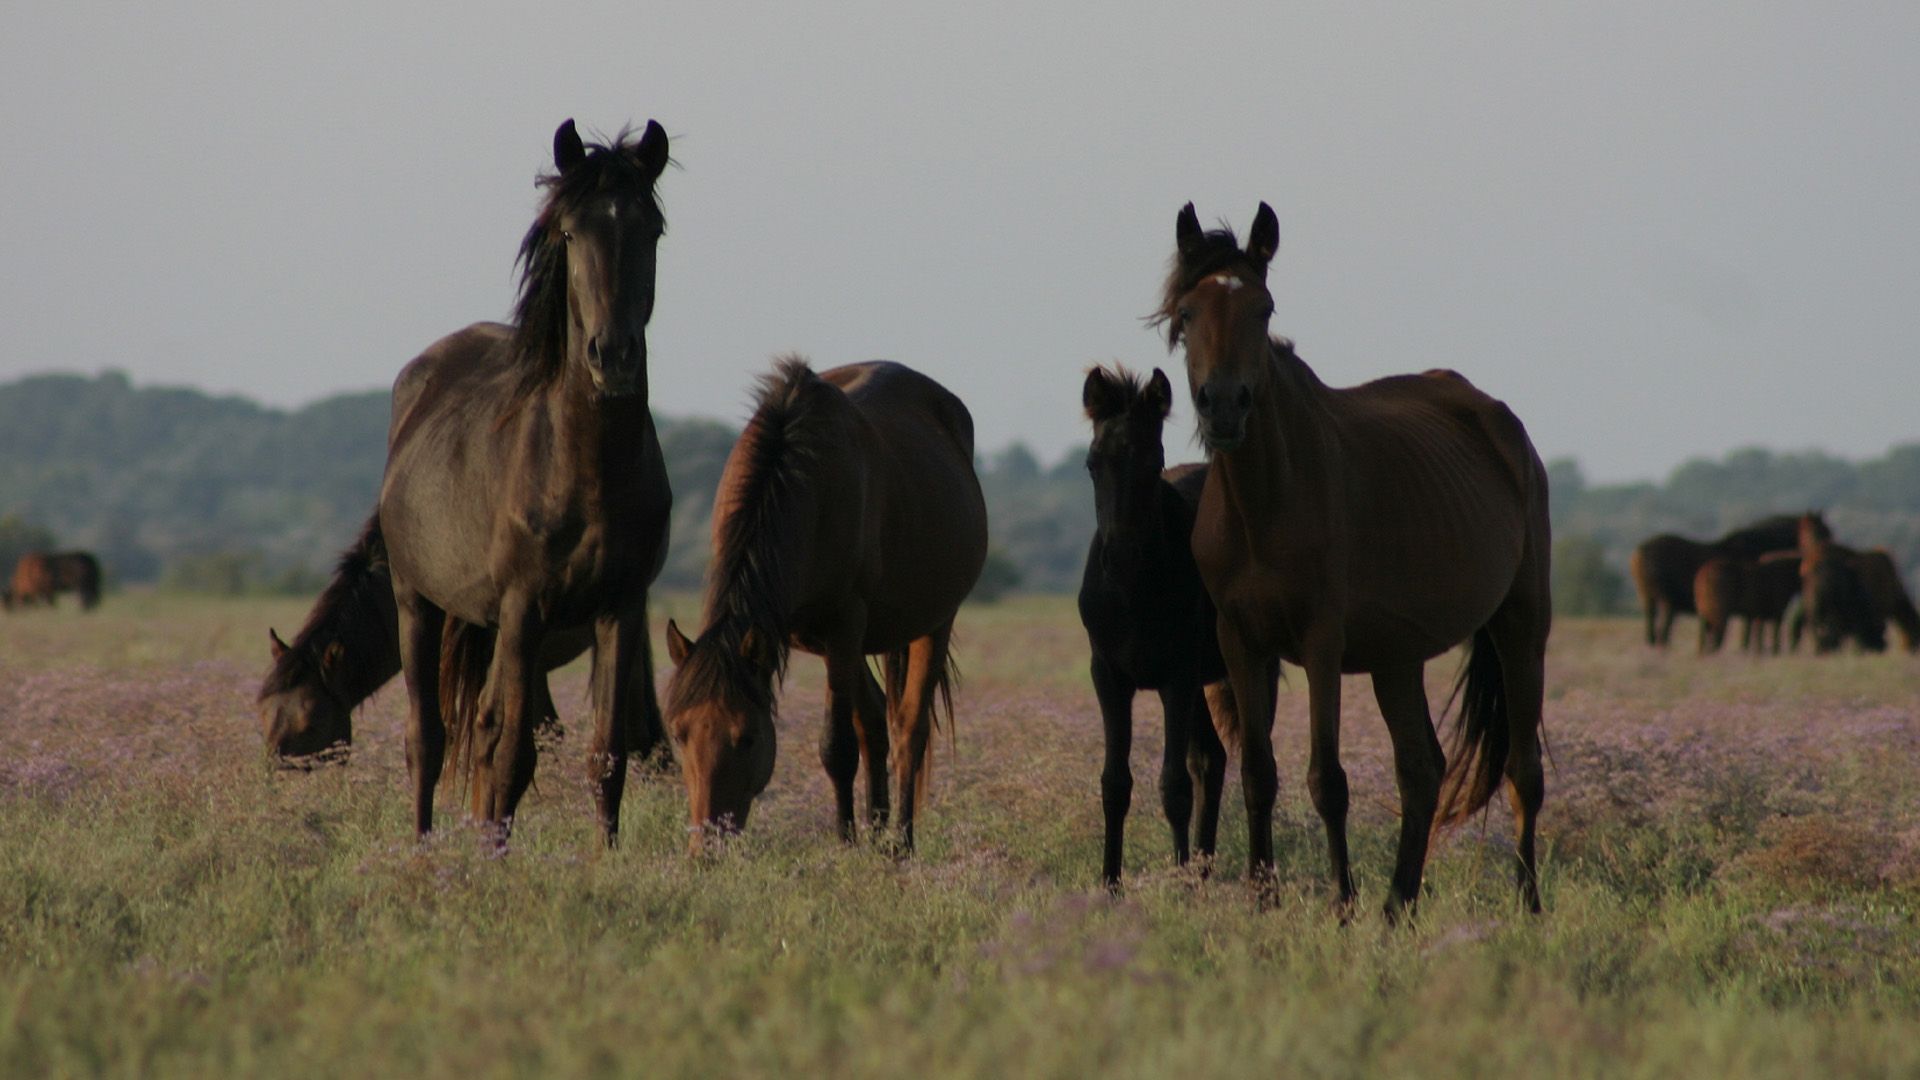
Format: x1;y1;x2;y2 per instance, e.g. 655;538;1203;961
663;619;779;848
259;629;353;761
1156;202;1281;452
1082;365;1173;568
511;118;671;401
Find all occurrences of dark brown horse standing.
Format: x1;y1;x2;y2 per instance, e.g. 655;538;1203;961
1631;516;1806;647
1692;551;1801;654
1076;365;1238;885
1159;203;1553;917
8;552;102;610
663;358;987;850
378;119;672;844
259;514;610;761
1796;514;1901;654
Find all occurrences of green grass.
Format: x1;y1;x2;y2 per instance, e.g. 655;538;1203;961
2;596;1918;1077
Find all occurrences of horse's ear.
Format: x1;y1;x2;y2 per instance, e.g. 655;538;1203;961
665;619;692;666
1247;203;1279;269
268;628;289;660
1175;202;1204;259
634;119;669;178
1144;369;1173;420
554;118;587;174
1083;368;1121;421
322;640;345;672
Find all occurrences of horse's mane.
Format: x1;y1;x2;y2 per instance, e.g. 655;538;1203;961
506;126;667;406
668;356;832;715
257;514;394;704
1149;223;1267;347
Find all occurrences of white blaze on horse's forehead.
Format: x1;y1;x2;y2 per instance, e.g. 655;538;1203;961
1208;274;1243;291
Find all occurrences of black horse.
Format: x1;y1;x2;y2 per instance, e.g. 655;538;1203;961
378;119;673;844
1076;365;1244;885
258;514;617;763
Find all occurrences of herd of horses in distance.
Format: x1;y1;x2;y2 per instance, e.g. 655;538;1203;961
12;119;1913;922
1633;512;1920;656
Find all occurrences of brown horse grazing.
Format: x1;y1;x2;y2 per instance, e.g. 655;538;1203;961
1076;365;1243;885
1158;203;1553;917
1631;515;1807;647
378;119;673;844
662;358;987;851
8;551;102;610
1692;551;1802;654
259;514;608;762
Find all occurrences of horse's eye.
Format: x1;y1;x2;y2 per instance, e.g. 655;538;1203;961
562;230;574;243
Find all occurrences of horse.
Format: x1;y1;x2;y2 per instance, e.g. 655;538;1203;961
662;358;987;851
377;119;673;844
259;514;614;762
1630;515;1806;647
1790;514;1914;653
1691;551;1801;654
1076;364;1241;885
1156;202;1553;917
8;551;102;610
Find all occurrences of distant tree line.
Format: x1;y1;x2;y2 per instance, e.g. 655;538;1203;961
1;371;1917;611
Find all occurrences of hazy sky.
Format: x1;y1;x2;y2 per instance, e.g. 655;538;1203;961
5;3;1916;481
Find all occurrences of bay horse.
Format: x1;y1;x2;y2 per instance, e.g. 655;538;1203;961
1691;551;1801;654
9;551;102;610
1076;364;1242;885
1631;515;1806;647
1794;513;1908;653
378;119;673;844
258;514;618;762
662;358;986;851
1158;203;1553;917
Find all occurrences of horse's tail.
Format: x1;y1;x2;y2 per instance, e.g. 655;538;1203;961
437;617;496;793
883;642;960;812
1434;626;1510;828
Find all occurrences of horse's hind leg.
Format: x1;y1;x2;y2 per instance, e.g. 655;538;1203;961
889;622;953;853
1486;591;1550;914
1303;652;1356;914
396;587;447;836
625;604;671;769
1371;662;1443;921
854;660;891;830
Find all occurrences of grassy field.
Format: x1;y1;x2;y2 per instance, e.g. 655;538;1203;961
3;593;1918;1077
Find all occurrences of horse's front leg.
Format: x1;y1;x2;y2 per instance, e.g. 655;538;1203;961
1156;678;1200;870
396;587;446;836
473;593;543;836
588;603;646;845
1217;617;1279;891
820;641;870;843
1302;647;1355;915
624;601;671;769
1091;654;1136;886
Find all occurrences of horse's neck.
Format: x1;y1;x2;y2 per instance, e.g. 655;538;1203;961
1212;350;1339;529
538;376;656;481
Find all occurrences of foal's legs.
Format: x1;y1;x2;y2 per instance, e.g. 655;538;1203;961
396;588;446;836
1091;654;1136;885
1156;678;1203;869
1371;662;1444;919
889;622;953;853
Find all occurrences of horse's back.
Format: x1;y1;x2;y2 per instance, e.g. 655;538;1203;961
387;322;515;445
822;361;986;639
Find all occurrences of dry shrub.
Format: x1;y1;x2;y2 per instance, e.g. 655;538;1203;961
1733;814;1897;891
